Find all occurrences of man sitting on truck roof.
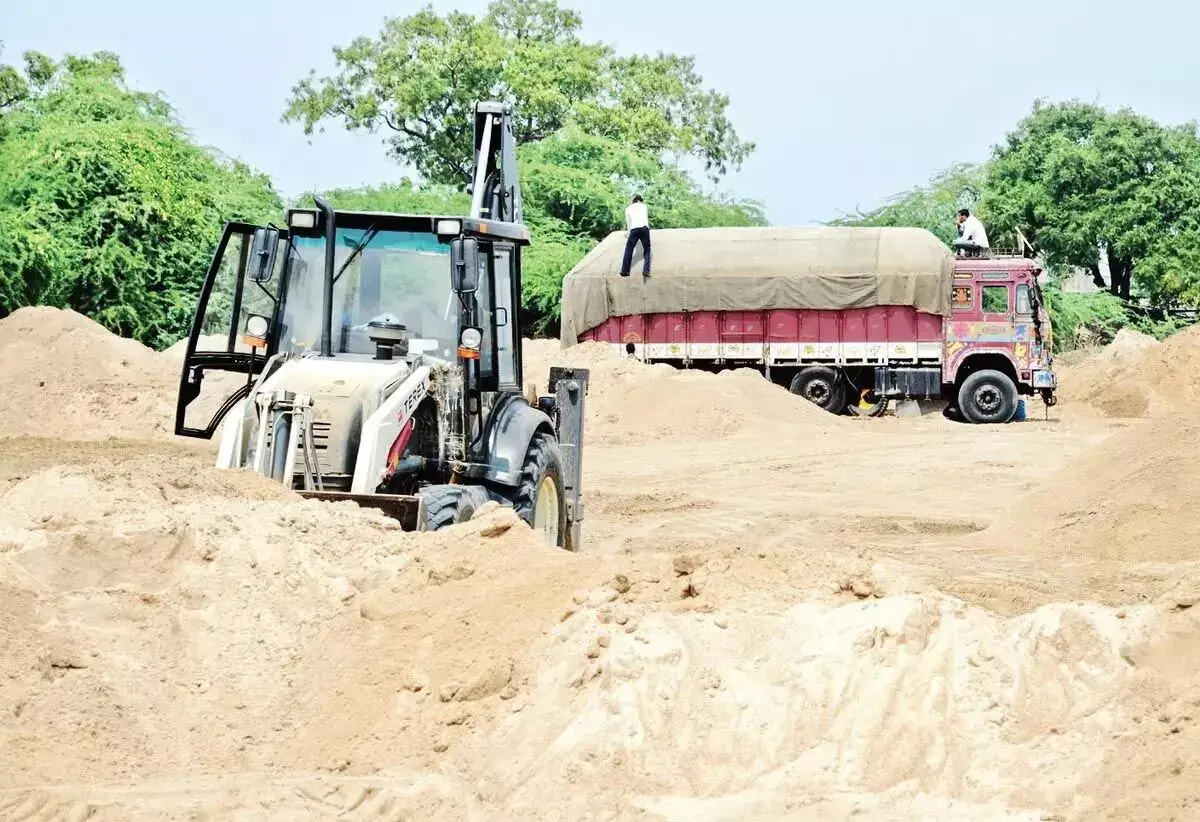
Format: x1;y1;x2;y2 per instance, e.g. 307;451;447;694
953;209;989;255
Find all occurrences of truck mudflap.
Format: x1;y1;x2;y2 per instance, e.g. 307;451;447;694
297;490;426;531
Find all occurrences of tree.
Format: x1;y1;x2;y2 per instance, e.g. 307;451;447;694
314;130;764;335
0;50;280;348
982;100;1200;303
518;129;763;332
829;163;985;246
283;0;753;185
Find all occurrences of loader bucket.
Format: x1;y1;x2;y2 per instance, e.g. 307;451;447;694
297;491;426;531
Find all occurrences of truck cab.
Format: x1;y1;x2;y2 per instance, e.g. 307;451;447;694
945;253;1057;413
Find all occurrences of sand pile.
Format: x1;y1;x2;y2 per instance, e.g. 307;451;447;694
7;314;1200;818
0;443;597;812
524;339;835;445
0;307;181;440
1058;325;1200;418
1012;412;1200;565
2;447;1197;819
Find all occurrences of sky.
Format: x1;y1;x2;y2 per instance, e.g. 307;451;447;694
5;0;1200;227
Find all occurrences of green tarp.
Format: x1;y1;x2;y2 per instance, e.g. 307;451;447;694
559;226;955;345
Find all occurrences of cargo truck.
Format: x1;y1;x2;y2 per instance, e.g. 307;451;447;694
560;226;1056;424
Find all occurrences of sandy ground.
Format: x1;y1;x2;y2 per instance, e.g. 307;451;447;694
2;307;1199;820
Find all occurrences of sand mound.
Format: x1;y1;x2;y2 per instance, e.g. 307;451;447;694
7;316;1200;818
0;307;180;440
1057;325;1200;418
0;450;592;796
952;412;1200;614
2;311;830;447
524;339;836;445
1010;413;1200;565
2;450;1196;819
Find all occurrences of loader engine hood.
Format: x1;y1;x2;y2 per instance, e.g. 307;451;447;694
251;356;416;484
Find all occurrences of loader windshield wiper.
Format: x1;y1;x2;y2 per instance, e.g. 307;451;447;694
333;225;378;285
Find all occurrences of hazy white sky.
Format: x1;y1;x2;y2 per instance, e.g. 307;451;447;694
5;0;1200;226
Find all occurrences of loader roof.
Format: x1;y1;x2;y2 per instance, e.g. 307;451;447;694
559;226;955;345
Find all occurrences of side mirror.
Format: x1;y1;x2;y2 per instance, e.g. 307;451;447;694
248;227;280;283
451;237;480;293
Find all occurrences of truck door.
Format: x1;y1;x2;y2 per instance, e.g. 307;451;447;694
175;222;284;438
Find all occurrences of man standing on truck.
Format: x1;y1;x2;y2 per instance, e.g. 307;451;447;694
954;209;989;254
620;195;651;277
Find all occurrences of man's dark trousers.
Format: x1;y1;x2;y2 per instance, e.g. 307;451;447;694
620;227;651;276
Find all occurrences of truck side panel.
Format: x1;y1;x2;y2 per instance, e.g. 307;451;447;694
581;307;943;367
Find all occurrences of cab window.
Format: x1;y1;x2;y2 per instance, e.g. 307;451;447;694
1016;284;1033;315
982;285;1009;314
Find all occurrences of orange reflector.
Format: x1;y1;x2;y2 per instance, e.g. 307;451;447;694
240;334;266;350
458;347;480;359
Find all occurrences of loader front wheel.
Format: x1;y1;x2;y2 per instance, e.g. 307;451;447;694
511;432;567;549
420;485;490;531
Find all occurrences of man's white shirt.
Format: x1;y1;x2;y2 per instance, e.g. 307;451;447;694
960;215;989;248
625;202;649;230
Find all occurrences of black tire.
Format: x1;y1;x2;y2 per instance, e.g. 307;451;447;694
846;387;889;418
510;432;568;549
420;484;490;531
957;370;1019;424
789;366;846;413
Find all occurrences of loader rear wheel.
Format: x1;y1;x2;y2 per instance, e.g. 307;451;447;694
510;432;567;549
420;485;490;531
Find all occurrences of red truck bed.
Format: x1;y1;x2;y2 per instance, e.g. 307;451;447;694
581;307;944;365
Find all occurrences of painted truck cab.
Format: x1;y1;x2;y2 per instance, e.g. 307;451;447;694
944;255;1057;407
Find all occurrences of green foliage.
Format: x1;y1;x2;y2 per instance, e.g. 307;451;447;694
0;50;280;348
521;214;593;334
311;130;764;334
829;163;985;246
1041;285;1130;351
521;128;763;240
983;100;1200;303
283;0;753;185
519;129;763;331
1042;284;1183;351
316;180;472;215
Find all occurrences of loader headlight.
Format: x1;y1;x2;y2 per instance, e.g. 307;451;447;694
245;315;270;338
460;327;482;349
240;313;271;350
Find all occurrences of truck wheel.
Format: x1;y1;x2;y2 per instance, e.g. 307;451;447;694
420;485;490;531
789;366;846;413
957;370;1018;424
510;432;567;549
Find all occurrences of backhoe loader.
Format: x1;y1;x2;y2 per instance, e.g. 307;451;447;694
174;102;588;548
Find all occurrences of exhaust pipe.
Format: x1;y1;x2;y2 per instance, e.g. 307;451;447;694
314;196;336;358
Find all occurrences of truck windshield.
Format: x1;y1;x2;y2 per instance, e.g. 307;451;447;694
279;229;456;360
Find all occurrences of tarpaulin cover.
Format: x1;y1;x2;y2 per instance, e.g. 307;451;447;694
559;226;955;346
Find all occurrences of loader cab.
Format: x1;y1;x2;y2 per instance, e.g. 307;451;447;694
174;205;531;441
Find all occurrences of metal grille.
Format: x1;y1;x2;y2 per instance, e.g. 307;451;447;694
262;419;336;479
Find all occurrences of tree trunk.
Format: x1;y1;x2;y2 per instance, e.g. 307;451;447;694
1104;249;1133;300
1088;263;1107;290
